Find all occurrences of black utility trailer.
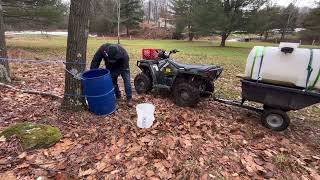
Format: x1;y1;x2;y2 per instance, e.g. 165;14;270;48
216;79;320;131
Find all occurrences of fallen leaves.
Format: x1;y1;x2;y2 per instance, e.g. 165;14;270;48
95;161;108;172
1;55;320;179
241;153;266;176
312;155;320;160
154;161;173;179
139;135;153;143
48;138;74;156
0;136;5;142
161;135;177;149
310;171;320;180
179;135;193;148
116;137;125;147
0;171;16;180
18;152;27;159
126;143;141;154
78;168;97;177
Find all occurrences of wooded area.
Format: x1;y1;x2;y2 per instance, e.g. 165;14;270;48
0;0;319;46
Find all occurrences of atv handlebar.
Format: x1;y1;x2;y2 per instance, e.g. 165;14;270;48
170;49;179;54
158;49;180;59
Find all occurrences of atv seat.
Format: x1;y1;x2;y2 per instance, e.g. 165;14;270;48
171;60;218;71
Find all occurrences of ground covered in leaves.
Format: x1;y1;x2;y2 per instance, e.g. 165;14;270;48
1;38;320;179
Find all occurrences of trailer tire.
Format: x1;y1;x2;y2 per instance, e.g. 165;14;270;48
134;73;152;94
262;109;290;131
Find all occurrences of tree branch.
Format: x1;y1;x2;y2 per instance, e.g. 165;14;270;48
0;82;62;100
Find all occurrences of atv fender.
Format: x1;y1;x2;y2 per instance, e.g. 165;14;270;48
173;73;202;84
137;62;157;86
172;73;213;92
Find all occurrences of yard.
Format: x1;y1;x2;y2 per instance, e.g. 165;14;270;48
0;35;320;179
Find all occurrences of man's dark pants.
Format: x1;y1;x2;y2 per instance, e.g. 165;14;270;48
110;68;132;100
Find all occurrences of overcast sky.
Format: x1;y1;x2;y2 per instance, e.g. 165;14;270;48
62;0;318;8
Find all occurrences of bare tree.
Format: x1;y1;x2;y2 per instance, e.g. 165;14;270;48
0;0;10;83
62;0;91;111
148;0;151;23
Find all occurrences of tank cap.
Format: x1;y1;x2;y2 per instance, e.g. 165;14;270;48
279;42;300;49
281;47;294;54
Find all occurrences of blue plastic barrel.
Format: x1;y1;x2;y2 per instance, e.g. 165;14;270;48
81;69;116;116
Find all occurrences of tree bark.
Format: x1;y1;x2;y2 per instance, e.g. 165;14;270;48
188;24;194;41
188;33;194;41
147;0;151;24
264;31;269;41
164;19;167;29
62;0;91;111
280;28;286;40
126;26;129;37
0;0;10;83
220;32;228;47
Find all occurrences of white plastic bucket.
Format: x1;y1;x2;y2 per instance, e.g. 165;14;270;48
136;103;155;129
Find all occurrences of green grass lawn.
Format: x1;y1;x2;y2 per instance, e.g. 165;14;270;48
6;35;320;118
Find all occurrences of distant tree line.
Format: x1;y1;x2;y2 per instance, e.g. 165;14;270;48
2;0;68;30
170;0;320;47
0;0;145;36
301;2;320;43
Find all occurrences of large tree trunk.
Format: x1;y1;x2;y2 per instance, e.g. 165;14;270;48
62;0;91;111
0;0;10;83
220;32;228;47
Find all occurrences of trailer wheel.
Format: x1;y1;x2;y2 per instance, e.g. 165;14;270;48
262;109;290;131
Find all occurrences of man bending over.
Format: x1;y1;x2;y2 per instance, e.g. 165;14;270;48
90;43;133;107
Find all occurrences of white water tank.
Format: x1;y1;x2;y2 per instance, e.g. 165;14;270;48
245;43;320;90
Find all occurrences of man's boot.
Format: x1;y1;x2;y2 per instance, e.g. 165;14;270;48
116;94;121;100
127;99;133;107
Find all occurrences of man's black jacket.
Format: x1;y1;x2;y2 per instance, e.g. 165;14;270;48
90;43;130;71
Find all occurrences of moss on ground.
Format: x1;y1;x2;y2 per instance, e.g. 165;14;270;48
0;123;63;150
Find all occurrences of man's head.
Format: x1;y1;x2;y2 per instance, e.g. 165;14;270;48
106;45;119;61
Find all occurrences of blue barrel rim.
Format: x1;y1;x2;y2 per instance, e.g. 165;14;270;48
81;68;111;80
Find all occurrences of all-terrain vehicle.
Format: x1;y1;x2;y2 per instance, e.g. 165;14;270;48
134;49;224;107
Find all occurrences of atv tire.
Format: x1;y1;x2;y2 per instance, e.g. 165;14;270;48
134;73;152;94
201;81;214;97
173;82;200;107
